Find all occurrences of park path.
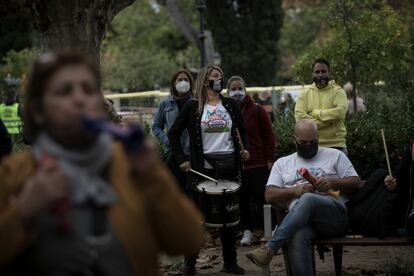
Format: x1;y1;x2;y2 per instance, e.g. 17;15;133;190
161;241;414;275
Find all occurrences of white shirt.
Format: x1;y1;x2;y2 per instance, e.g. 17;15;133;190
201;102;234;168
267;147;358;210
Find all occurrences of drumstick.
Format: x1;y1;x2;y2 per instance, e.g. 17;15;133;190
235;128;245;151
190;169;218;183
299;168;340;199
380;129;392;177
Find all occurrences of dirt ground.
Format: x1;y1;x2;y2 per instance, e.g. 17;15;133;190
161;243;414;275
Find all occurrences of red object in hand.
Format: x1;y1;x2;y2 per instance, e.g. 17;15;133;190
299;168;317;184
298;167;340;199
38;154;71;232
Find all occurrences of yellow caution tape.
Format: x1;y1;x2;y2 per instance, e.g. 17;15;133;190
104;85;311;100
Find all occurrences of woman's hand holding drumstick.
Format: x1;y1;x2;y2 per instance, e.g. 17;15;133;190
240;150;250;161
179;161;218;183
189;169;218;183
236;128;250;161
179;161;191;172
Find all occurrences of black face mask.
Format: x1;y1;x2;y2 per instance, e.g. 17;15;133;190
209;79;223;93
313;76;329;89
296;140;318;159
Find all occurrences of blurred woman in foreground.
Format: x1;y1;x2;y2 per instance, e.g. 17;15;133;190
0;49;204;276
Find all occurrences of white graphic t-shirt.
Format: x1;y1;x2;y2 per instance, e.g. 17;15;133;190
267;147;358;210
200;102;234;168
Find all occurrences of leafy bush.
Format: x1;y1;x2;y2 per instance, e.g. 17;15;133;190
273;110;296;159
0;48;39;100
346;86;414;178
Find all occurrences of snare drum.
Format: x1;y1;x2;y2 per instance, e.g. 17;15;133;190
196;180;240;227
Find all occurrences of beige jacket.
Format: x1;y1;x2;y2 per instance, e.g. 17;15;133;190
0;142;205;275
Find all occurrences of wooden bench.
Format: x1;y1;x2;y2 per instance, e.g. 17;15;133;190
262;204;414;276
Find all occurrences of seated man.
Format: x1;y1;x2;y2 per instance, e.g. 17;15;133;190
246;119;361;275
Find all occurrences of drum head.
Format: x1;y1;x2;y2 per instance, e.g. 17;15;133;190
197;179;240;194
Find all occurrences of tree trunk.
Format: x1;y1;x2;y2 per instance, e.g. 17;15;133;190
27;0;135;65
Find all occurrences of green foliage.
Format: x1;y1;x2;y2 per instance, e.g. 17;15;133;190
0;1;34;61
293;0;412;86
0;48;40;99
289;1;414;179
279;9;321;57
346;85;414;178
277;6;323;84
0;48;39;79
101;47;176;91
206;0;283;86
273;110;296;158
101;1;199;91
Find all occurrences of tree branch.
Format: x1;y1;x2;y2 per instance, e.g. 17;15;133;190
166;0;199;47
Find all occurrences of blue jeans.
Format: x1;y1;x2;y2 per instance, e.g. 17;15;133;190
266;193;348;275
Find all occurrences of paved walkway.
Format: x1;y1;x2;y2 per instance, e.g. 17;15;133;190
162;244;414;275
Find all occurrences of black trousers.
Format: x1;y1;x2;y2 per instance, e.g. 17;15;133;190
165;153;188;194
239;166;269;230
186;166;239;266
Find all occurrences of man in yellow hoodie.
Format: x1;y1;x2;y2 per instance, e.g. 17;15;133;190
295;58;348;153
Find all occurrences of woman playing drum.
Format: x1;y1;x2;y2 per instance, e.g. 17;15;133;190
168;65;249;275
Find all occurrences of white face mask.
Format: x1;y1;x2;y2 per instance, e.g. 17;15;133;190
175;80;190;94
229;89;246;101
281;92;287;103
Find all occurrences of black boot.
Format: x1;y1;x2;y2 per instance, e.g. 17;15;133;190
221;263;245;275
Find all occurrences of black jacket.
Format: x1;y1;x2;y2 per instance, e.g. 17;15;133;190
168;95;248;173
391;143;414;227
0;119;12;159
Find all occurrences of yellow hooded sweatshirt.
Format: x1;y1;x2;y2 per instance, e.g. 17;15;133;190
295;80;348;148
